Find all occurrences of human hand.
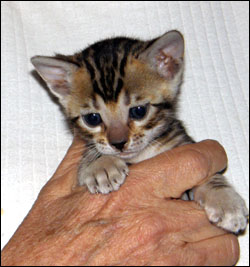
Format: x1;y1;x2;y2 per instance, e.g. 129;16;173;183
1;135;239;266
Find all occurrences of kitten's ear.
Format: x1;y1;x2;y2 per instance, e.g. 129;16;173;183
31;56;78;103
139;30;184;80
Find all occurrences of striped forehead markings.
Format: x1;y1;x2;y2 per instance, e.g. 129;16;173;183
81;38;146;102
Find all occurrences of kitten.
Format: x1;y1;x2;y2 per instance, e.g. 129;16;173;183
31;30;248;233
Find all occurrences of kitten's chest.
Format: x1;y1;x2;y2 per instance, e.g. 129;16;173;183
127;131;192;164
127;142;174;164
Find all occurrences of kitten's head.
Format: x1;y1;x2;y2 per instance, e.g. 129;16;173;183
31;30;184;159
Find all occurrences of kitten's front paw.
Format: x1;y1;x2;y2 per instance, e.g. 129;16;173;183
78;156;128;194
198;188;248;233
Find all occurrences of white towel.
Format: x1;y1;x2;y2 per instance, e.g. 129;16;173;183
2;2;249;265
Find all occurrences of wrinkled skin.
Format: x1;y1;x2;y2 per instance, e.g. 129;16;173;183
1;136;239;266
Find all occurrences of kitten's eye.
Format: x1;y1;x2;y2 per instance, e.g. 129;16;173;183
83;113;102;127
129;105;148;120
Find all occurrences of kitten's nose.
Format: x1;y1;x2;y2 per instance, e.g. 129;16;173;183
112;141;127;151
108;121;129;151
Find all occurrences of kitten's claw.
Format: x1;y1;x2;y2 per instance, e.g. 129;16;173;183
78;156;128;194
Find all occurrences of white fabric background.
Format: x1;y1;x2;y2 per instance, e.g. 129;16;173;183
1;1;249;265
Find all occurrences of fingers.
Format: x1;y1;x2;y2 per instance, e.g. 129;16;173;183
128;140;228;198
171;201;227;243
155;234;239;266
185;233;239;266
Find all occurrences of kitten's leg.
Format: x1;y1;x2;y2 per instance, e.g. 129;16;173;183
174;133;248;233
192;174;249;233
78;154;128;194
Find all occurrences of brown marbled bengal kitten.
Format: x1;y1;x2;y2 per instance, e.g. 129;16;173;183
31;30;248;233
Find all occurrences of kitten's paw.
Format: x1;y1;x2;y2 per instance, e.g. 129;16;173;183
78;156;128;194
198;188;248;233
